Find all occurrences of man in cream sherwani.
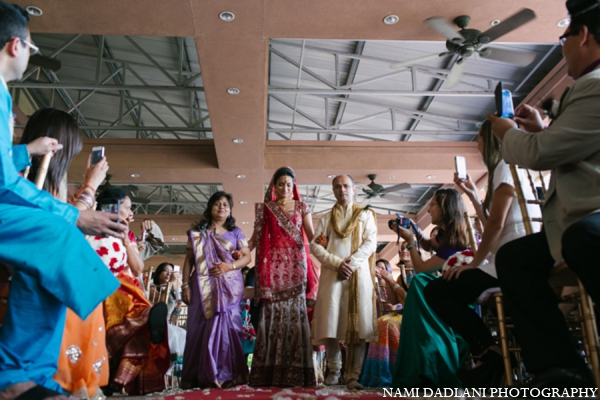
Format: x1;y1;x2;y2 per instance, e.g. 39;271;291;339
310;175;377;390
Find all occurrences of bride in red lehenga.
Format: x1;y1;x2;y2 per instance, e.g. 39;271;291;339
248;167;318;387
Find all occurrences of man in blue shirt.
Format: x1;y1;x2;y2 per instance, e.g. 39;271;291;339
0;3;126;398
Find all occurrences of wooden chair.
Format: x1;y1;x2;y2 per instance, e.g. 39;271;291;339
149;281;172;305
510;164;600;388
176;304;188;329
0;153;53;327
144;266;154;295
464;212;522;386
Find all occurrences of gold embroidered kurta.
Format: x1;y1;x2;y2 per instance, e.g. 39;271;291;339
310;203;378;344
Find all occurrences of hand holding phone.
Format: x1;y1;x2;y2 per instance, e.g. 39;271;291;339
91;146;105;166
455;156;467;181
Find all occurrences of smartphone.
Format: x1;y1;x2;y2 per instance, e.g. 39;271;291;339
91;146;105;165
399;216;411;229
174;265;181;273
141;230;148;242
495;82;515;118
100;200;120;214
455;156;467;180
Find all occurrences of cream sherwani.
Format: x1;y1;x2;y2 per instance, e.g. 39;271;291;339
310;202;378;344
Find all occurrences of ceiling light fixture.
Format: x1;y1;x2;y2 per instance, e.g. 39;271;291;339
557;18;571;28
240;200;248;204
388;175;395;179
25;6;43;16
219;11;235;22
242;221;249;225
327;174;336;179
490;19;500;26
130;173;140;178
227;88;240;95
236;174;245;179
426;175;435;180
232;138;243;143
383;15;399;25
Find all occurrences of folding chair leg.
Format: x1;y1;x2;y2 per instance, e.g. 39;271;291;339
495;293;513;386
578;281;600;389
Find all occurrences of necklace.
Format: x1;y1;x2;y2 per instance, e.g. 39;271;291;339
277;198;291;206
210;225;224;234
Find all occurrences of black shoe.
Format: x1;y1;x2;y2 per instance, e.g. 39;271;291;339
148;302;167;344
458;350;504;388
523;366;594;389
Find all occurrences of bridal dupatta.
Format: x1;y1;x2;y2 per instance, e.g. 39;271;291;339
255;169;317;304
188;228;245;319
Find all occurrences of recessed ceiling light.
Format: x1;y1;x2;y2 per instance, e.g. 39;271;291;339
219;11;235;22
242;221;249;225
227;88;240;95
236;174;245;179
389;175;395;179
327;174;336;179
130;173;139;178
383;15;399;25
25;6;43;16
490;20;500;26
171;238;177;241
557;18;571;28
240;200;248;204
232;138;243;143
426;175;435;180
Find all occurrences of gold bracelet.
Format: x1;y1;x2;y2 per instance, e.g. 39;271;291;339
232;263;237;270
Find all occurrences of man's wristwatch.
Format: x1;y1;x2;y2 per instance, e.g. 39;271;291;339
406;243;415;250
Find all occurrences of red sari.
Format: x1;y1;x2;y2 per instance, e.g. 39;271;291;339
249;170;316;387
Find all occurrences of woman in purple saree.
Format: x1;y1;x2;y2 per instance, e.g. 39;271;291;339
181;191;252;389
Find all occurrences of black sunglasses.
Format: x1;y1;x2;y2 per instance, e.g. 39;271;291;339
559;31;577;45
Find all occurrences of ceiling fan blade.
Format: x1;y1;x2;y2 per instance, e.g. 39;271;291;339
481;47;536;67
425;17;465;43
390;53;445;70
445;59;468;88
380;193;412;204
479;8;536;43
28;54;62;71
359;196;373;206
383;183;411;193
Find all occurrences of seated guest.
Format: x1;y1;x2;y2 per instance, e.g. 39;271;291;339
19;108;113;400
487;0;600;387
397;241;414;288
360;259;405;388
239;267;256;363
181;191;252;389
390;188;469;388
90;189;170;395
424;120;541;387
149;262;186;384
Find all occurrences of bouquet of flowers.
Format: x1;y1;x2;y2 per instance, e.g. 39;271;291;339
442;249;476;273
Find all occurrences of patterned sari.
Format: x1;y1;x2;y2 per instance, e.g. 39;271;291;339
249;170;316;387
89;236;170;395
181;227;248;388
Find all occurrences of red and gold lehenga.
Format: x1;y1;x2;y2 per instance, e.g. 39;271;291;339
249;169;317;387
88;235;170;395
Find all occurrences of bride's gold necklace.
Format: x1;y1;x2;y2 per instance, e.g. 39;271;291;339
276;198;291;206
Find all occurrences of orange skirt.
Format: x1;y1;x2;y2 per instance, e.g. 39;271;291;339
54;305;108;399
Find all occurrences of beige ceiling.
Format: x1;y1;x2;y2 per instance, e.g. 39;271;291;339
11;0;573;262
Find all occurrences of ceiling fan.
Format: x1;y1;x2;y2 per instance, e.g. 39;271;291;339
358;174;411;205
97;174;150;204
390;8;537;88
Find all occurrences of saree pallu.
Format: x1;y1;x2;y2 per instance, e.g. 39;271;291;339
54;306;108;400
105;272;170;395
182;228;248;388
249;201;316;387
360;312;402;388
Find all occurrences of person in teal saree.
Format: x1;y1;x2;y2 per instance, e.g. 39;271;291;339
390;188;470;388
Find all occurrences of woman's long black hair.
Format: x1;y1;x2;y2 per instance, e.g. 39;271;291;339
195;191;237;231
153;262;174;286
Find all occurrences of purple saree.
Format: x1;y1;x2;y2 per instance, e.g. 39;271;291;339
181;227;249;388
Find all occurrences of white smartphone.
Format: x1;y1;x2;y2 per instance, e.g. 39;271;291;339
174;265;181;273
91;146;105;165
455;156;467;180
